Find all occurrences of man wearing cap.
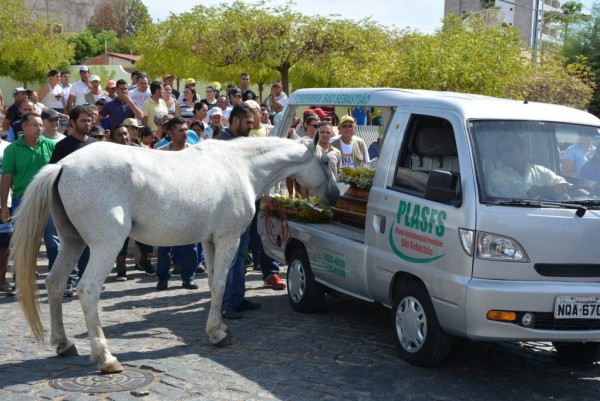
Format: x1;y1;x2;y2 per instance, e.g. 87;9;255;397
239;73;258;102
7;100;36;142
1;88;28;135
141;81;168;131
99;79;144;129
41;109;66;143
246;100;273;138
66;66;92;113
84;75;107;105
123;118;143;144
104;80;117;101
331;115;370;169
212;81;222;94
264;80;287;123
228;87;243;107
204;107;225;139
129;73;151;109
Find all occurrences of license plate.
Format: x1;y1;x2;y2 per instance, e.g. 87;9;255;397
554;296;600;319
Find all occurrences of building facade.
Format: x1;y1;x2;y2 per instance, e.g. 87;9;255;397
444;0;561;47
26;0;102;33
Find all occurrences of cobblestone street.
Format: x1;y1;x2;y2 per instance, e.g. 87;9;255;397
0;250;599;401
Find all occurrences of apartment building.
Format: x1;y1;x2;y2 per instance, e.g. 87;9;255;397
26;0;102;33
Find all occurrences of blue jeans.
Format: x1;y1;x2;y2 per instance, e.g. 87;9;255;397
223;225;251;310
156;244;197;282
172;243;204;266
250;200;280;281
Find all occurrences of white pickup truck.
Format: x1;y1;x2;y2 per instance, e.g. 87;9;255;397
261;88;600;366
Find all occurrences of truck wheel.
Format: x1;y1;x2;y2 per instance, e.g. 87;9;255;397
552;342;600;363
287;249;325;313
392;281;453;366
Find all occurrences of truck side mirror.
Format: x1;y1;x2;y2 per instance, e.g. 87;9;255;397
424;170;461;206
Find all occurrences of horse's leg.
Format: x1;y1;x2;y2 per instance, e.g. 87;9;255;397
202;241;215;292
78;242;125;373
47;238;85;357
206;238;240;346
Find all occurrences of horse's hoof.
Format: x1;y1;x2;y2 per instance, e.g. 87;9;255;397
99;360;123;374
213;332;233;347
57;343;79;357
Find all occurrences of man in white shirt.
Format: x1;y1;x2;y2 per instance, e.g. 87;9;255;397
66;66;91;113
129;73;151;109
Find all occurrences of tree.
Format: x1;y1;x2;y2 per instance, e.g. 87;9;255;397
87;0;152;39
543;1;590;45
0;0;74;86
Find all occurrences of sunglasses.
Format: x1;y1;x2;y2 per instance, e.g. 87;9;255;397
307;123;319;128
339;124;354;129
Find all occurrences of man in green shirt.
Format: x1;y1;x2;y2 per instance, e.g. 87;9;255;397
1;113;57;270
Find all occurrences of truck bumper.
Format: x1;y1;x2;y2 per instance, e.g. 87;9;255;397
465;279;600;342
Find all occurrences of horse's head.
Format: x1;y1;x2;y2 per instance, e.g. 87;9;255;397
295;133;340;206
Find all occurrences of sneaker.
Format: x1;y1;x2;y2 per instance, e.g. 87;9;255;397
264;274;286;290
196;263;207;274
172;265;182;275
182;280;199;289
235;299;261;312
156;278;168;291
116;267;127;281
222;307;243;319
137;260;155;276
64;283;74;297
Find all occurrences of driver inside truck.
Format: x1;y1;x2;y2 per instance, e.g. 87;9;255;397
487;133;576;199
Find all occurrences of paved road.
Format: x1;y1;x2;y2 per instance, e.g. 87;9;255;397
0;250;599;401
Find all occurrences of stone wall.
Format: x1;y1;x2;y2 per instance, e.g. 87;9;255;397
26;0;102;33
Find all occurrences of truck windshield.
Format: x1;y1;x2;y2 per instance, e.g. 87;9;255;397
469;120;600;204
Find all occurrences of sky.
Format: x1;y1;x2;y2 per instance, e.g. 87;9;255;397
142;1;600;34
141;0;447;34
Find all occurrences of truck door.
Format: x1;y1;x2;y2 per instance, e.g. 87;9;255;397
367;112;475;330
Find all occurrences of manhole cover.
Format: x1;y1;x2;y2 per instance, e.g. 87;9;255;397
49;366;153;393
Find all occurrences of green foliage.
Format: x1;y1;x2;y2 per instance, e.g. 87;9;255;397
261;195;333;224
87;0;151;38
0;0;74;86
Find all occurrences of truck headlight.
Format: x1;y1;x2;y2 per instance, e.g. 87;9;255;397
476;232;529;262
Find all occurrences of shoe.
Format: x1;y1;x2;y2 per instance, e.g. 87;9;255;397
222;307;243;319
64;283;74;297
253;264;261;271
156;278;168;291
264;274;286;290
196;263;207;274
116;267;127;281
137;260;155;276
235;299;261;312
172;265;182;275
182;280;199;289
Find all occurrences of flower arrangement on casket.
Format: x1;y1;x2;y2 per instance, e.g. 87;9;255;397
337;167;376;189
261;195;333;223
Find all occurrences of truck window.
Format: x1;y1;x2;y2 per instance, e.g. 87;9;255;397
470;120;600;202
392;115;461;204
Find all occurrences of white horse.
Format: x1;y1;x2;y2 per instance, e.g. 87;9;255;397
12;136;339;373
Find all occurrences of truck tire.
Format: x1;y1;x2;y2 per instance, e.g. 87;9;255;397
392;281;453;366
287;248;325;313
552;342;600;363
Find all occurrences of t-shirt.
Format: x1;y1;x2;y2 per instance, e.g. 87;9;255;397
0;140;12;207
141;97;168;131
129;88;151;109
100;98;135;129
50;135;97;164
3;136;56;196
69;80;89;107
242;89;258;102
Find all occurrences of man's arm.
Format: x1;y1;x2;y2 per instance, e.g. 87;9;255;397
124;95;144;121
1;174;13;223
66;93;76;113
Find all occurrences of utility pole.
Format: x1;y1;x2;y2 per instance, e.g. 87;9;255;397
531;0;541;55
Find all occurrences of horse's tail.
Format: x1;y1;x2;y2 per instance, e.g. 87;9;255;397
13;163;62;343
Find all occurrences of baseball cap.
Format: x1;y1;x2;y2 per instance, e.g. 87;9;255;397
123;118;142;128
41;108;59;120
245;100;260;112
310;107;327;119
185;78;196;85
106;80;116;89
79;66;89;72
338;115;356;125
12;87;26;95
211;81;222;91
208;107;223;117
90;75;100;82
272;80;283;87
229;87;242;97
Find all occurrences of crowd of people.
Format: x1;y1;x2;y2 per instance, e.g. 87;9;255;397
0;68;374;320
